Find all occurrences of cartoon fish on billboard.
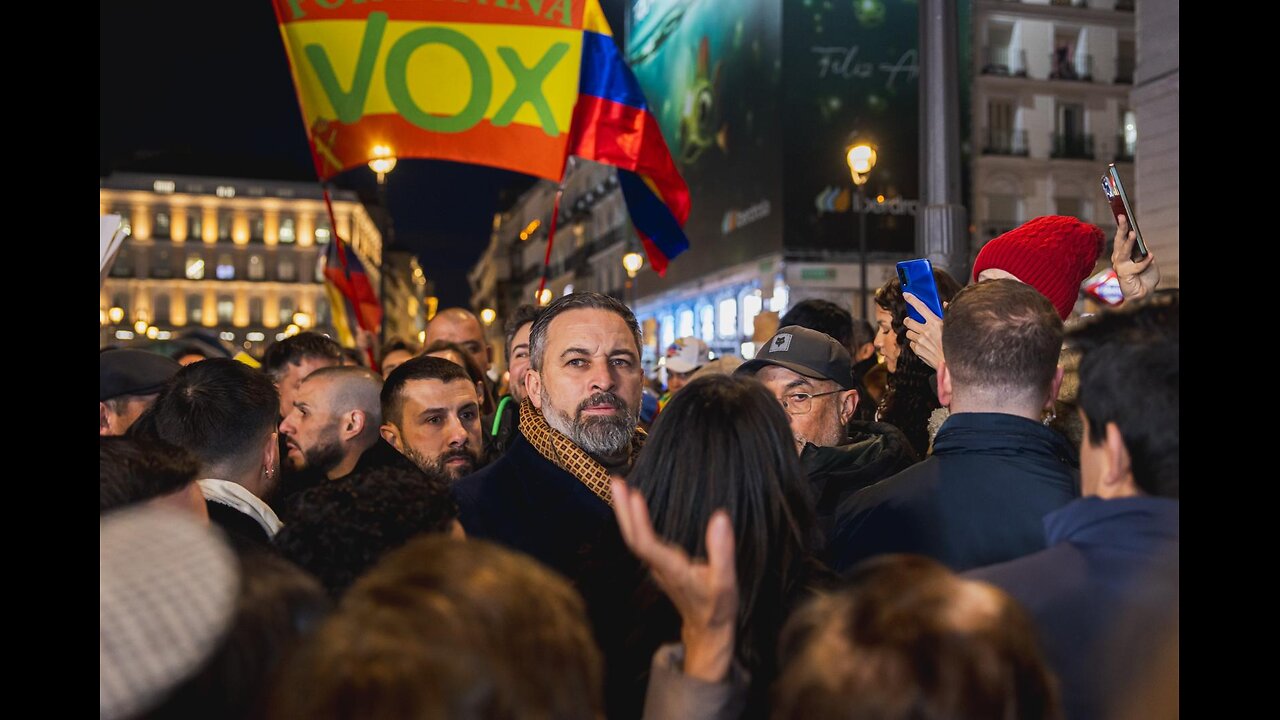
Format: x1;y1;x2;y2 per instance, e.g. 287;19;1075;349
678;36;727;165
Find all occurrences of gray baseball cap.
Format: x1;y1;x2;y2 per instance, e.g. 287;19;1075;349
736;325;856;390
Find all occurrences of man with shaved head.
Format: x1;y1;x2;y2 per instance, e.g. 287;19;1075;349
424;307;495;396
279;366;385;482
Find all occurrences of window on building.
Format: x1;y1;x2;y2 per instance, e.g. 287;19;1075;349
249;297;263;325
660;314;676;350
988;193;1018;235
188;295;204;324
185;254;205;280
279;217;296;244
153;294;170;325
278;257;296;282
251;216;265;242
152;248;173;279
316;300;331;326
1117;38;1135;83
718;298;737;339
217;213;231;241
189;211;203;240
741;291;762;337
1055;196;1083;219
154;211;171;240
677;308;695;339
217;296;234;323
248;254;265;281
216;253;235;280
699;305;715;343
1121;108;1137;157
110;247;133;277
315;254;326;282
315;224;331;244
279;297;296;326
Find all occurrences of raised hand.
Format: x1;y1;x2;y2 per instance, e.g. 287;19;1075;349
1111;214;1160;301
903;292;946;370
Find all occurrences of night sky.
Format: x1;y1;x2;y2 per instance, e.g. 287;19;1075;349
99;0;628;308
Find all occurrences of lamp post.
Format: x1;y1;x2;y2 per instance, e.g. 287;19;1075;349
846;139;878;319
369;145;398;348
622;249;644;309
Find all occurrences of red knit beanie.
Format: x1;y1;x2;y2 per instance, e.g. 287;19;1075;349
972;215;1105;320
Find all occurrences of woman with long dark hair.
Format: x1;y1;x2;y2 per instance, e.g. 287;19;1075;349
873;269;963;456
617;373;833;717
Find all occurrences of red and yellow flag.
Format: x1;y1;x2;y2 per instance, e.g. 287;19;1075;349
273;0;690;273
273;0;585;181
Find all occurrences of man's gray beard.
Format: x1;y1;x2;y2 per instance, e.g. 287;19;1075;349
540;387;637;466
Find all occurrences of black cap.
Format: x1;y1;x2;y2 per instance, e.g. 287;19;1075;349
736;325;856;390
100;349;182;402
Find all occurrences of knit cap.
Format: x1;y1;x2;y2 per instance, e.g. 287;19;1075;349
972;216;1105;320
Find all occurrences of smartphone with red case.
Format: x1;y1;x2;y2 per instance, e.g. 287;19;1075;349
1101;163;1149;262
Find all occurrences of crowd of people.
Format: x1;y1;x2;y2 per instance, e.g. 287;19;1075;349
100;213;1176;719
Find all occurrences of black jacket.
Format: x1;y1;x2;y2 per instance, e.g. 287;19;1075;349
967;497;1179;720
452;430;641;719
800;420;920;548
828;412;1079;573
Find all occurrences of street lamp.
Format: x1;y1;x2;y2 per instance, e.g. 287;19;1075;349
108;306;125;324
480;308;497;326
846;137;878;319
368;145;398;347
622;249;644;309
536;288;552;306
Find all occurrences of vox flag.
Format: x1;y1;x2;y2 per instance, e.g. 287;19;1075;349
273;0;690;272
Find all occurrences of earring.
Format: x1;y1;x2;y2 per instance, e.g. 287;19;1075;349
1042;406;1057;426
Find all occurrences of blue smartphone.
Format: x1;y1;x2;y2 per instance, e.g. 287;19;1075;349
896;259;945;323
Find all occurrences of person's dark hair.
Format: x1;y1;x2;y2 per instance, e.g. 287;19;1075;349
100;435;200;513
273;465;460;599
874;270;964;455
141;550;332;720
268;536;602;720
773;554;1060;720
943;279;1064;399
629;374;821;687
851;317;875;352
150;358;279;475
379;336;419;360
381;355;474;427
262;332;343;383
780;299;854;355
503;304;544;359
528;292;641;372
1068;290;1178;498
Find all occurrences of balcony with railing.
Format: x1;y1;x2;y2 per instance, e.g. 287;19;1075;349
1051;132;1095;160
983;128;1030;157
1114;135;1136;163
981;46;1028;77
1049;51;1093;82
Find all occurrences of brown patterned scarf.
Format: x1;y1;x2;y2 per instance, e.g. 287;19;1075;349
518;399;646;507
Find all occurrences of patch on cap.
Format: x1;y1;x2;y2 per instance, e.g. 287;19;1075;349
769;333;793;353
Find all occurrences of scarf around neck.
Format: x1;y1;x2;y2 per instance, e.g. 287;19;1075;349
517;399;646;507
